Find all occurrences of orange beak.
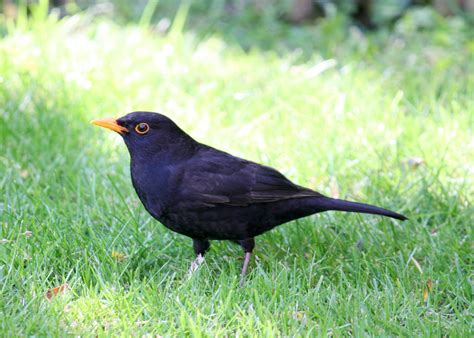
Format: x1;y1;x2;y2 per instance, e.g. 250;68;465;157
90;118;128;134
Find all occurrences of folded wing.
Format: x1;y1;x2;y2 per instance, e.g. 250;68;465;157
176;147;321;208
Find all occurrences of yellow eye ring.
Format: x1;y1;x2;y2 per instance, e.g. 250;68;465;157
135;123;150;135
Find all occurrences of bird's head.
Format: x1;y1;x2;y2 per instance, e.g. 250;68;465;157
91;111;196;161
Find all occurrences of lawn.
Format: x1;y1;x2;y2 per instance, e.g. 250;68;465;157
0;4;472;336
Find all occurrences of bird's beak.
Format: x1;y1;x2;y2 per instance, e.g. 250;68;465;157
90;118;128;134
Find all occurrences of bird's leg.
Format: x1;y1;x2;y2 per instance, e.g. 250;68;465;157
237;238;255;286
188;239;210;274
240;252;252;284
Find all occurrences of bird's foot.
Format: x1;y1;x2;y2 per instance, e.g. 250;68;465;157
188;254;205;274
239;252;252;287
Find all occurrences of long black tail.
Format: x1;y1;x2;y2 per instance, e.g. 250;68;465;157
316;197;407;221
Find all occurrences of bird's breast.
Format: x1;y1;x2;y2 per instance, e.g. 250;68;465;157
130;161;173;219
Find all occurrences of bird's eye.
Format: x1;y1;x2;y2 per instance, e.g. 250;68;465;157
135;123;150;135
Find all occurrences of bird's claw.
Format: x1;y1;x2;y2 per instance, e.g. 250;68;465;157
188;254;205;275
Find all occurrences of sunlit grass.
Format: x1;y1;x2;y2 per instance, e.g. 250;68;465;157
0;8;472;336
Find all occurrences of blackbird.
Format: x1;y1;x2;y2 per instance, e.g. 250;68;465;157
92;111;406;284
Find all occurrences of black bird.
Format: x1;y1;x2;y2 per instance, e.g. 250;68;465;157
92;111;406;284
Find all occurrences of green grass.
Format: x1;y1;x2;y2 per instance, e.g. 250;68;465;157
0;7;473;336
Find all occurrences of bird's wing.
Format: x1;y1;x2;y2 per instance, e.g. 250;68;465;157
175;148;321;207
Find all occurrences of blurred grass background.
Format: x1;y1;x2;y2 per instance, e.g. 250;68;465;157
0;0;473;336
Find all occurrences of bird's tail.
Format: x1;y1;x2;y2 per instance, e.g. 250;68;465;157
314;197;407;221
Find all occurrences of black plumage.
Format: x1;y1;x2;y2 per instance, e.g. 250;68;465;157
92;111;406;284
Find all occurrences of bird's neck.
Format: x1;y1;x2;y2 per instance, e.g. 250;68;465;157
128;134;200;165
